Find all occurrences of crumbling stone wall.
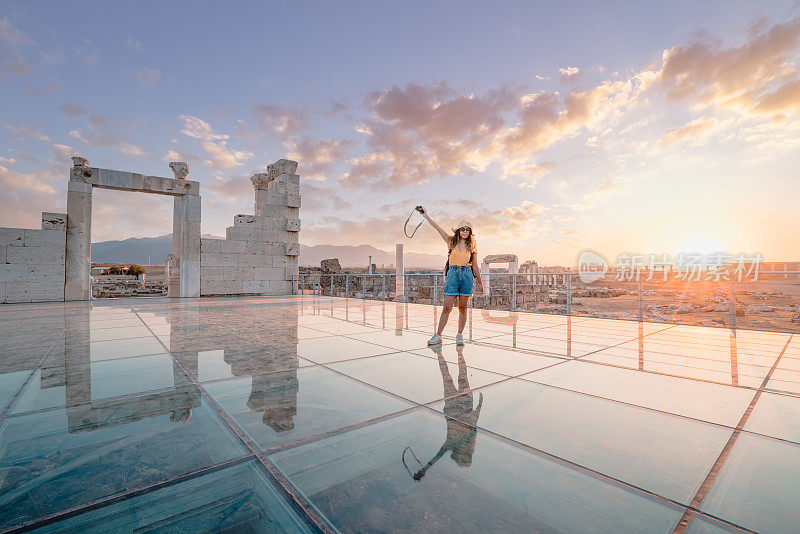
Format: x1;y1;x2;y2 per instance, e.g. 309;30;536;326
0;212;67;303
199;159;299;296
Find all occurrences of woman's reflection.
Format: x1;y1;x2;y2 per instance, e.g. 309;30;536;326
405;345;483;481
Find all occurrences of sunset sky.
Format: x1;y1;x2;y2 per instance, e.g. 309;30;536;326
1;1;799;266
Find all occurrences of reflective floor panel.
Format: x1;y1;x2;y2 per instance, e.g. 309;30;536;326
0;294;795;532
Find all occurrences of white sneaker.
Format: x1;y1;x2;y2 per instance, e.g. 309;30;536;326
456;334;464;345
427;333;442;345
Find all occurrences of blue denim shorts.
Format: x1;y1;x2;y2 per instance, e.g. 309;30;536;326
444;265;474;296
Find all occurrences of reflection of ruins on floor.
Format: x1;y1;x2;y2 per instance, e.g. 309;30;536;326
165;302;300;433
39;308;199;433
34;301;301;435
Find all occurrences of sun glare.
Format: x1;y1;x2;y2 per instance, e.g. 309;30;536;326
675;235;726;257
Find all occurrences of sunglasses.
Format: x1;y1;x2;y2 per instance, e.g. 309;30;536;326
458;227;472;232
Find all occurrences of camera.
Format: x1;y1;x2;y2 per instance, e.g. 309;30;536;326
415;205;425;213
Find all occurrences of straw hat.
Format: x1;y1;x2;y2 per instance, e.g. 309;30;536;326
453;220;473;232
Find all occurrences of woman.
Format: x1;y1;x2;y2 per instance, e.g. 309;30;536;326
419;208;483;345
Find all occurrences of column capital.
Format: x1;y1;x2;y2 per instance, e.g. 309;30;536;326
169;161;190;180
250;172;272;191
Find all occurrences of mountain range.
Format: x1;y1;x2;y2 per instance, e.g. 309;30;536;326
91;234;446;268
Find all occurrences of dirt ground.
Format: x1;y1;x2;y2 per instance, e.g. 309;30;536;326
570;277;800;333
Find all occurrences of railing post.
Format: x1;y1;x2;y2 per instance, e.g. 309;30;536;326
729;279;737;330
512;273;517;311
291;275;295;294
362;275;366;299
566;274;572;316
345;274;349;297
317;275;320;295
330;274;334;297
638;277;643;321
433;274;437;304
382;274;386;300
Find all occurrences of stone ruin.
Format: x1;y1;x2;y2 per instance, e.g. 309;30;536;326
199;159;299;296
481;254;519;294
0;157;301;303
321;258;341;273
520;259;568;285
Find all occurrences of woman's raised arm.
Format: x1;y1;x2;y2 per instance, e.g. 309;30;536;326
419;208;451;244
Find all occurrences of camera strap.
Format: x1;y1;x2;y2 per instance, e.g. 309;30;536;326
404;209;424;238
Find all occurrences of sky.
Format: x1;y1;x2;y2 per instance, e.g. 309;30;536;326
1;0;800;267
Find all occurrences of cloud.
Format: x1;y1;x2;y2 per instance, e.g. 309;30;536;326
301;198;550;253
163;148;200;163
253;105;305;135
504;79;634;159
59;101;87;116
341;82;522;189
754;79;800;116
286;137;350;180
69;115;118;147
179;115;229;141
68;114;153;159
135;67;161;88
4;123;51;142
329;101;348;115
204;174;252;202
659;116;721;146
0;150;71;230
200;141;254;169
300;182;351;212
75;39;99;68
559;66;582;84
25;75;62;97
0;17;34;81
579;175;628;209
500;160;555;189
651;17;800;117
50;143;77;163
0;17;33;47
0;161;57;196
178;115;254;169
120;143;146;156
126;38;142;51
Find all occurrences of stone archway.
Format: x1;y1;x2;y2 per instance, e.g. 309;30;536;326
480;254;519;294
64;158;201;300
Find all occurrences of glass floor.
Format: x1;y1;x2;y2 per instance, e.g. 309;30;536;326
0;295;797;533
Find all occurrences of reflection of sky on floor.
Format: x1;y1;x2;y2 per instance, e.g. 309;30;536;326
0;295;796;532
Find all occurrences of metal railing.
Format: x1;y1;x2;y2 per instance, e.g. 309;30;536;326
291;271;800;333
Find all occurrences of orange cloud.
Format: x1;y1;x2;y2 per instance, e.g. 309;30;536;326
286;138;350;181
178;114;253;170
659;116;720;146
341;82;522;188
652;17;800;117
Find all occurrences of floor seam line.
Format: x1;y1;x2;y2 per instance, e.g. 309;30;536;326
672;333;794;533
129;305;333;534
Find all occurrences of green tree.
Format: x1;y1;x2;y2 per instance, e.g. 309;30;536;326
126;264;145;276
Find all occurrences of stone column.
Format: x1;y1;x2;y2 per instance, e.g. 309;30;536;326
481;258;490;294
169;196;183;298
251;173;271;216
395;244;404;300
180;194;201;297
65;175;92;301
